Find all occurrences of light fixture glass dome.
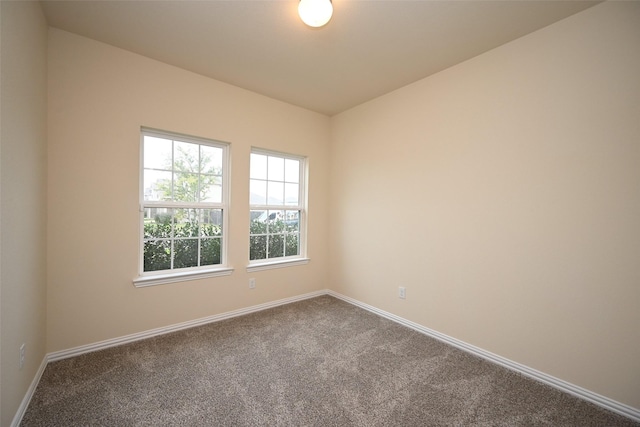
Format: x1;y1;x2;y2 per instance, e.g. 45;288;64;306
298;0;333;28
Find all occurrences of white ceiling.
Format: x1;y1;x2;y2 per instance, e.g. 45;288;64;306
41;0;600;116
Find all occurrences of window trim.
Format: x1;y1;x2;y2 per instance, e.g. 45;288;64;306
246;257;310;273
133;266;233;288
248;147;308;267
135;127;232;286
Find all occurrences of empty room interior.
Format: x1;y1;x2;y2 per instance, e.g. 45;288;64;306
1;0;639;425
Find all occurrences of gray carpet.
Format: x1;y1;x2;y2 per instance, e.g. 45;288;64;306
22;295;637;426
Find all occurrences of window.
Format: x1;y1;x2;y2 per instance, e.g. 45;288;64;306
135;128;231;286
249;149;307;269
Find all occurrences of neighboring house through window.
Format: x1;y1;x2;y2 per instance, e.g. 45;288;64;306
249;149;308;270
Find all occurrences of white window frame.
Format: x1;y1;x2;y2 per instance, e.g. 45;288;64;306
134;128;232;287
248;148;309;272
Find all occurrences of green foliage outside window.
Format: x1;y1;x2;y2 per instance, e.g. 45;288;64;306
249;218;299;261
144;212;222;272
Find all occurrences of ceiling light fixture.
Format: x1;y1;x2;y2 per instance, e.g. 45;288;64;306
298;0;333;28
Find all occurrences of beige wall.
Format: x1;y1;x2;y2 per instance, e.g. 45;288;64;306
4;1;638;422
330;1;640;409
0;1;48;425
46;29;331;353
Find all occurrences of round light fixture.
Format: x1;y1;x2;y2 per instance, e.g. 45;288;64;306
298;0;333;28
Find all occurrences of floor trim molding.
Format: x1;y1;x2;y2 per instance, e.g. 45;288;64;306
327;290;640;423
11;356;48;427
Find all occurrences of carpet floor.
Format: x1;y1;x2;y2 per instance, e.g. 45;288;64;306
21;295;638;426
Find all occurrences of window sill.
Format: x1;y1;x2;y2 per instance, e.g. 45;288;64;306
246;258;310;273
133;267;234;288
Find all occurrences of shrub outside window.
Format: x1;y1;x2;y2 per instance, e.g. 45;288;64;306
140;128;229;276
249;149;306;264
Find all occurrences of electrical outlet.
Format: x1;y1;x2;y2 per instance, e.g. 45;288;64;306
398;286;406;299
249;278;256;289
19;344;25;370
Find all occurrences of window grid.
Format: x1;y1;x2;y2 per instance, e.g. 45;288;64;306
141;129;228;274
249;149;305;263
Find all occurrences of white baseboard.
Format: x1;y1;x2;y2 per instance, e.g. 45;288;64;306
11;356;48;427
327;290;640;423
13;289;640;424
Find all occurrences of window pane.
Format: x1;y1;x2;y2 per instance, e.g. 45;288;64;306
284;183;299;206
250;210;268;234
250;153;267;179
267;181;284;205
144;208;173;238
268;234;284;259
200;145;222;174
173;172;198;202
144;240;171;271
201;209;223;236
267;210;285;234
250;235;267;260
144;170;172;201
174;209;198;238
174;141;199;173
250;179;267;205
173;239;198;268
267;156;284;181
285;233;299;257
200;175;222;203
200;237;221;266
284;159;299;183
144;136;172;170
285;210;299;232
